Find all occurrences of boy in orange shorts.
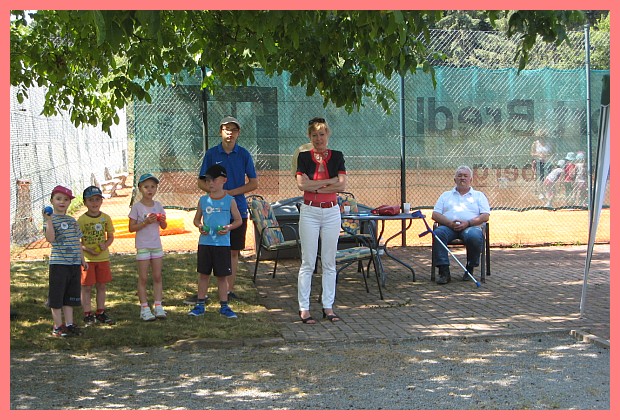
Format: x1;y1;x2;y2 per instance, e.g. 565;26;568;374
78;186;116;325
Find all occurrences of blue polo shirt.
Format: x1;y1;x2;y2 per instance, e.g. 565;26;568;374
198;143;257;218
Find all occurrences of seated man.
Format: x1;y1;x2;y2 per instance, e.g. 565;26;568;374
432;165;490;284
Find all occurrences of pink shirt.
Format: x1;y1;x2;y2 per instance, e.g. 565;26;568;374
128;201;166;249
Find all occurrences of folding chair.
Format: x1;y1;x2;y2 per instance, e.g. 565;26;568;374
296;197;383;299
334;193;382;298
247;195;301;284
430;222;491;283
337;192;373;241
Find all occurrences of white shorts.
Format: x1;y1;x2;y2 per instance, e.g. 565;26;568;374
136;247;164;261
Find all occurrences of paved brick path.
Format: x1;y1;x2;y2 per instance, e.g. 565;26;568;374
251;244;609;345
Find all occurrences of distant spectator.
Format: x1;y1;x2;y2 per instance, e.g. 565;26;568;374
530;130;553;199
563;152;577;204
573;151;588;206
543;160;565;207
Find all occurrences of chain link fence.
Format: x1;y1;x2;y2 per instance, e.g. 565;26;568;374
10;86;128;246
132;29;609;247
10;29;609;252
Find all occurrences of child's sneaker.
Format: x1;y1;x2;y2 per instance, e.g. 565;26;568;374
188;304;205;317
51;325;68;338
95;311;115;325
66;324;82;336
153;305;167;319
219;305;238;319
140;306;156;322
83;313;96;325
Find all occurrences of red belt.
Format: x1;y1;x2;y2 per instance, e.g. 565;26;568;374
304;200;337;208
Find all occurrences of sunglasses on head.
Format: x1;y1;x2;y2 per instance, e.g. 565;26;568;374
308;117;326;125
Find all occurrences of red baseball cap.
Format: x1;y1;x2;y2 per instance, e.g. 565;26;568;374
51;185;75;199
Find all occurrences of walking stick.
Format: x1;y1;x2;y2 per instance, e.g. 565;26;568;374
419;218;481;287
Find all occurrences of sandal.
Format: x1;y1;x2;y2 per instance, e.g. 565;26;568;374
322;309;341;322
298;311;316;324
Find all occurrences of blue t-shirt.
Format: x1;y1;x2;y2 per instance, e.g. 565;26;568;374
198;194;234;247
198;143;257;219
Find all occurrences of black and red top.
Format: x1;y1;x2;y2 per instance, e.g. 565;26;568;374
296;149;347;203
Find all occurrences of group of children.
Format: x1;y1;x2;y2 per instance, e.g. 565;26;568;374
44;165;240;338
542;151;587;207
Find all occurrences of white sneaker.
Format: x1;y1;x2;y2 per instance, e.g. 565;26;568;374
153;304;167;319
140;306;156;322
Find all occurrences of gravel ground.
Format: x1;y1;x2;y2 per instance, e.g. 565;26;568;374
11;332;609;410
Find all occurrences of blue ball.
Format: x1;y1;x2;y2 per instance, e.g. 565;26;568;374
44;206;53;215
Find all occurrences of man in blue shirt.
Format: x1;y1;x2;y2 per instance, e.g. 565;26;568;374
196;116;258;300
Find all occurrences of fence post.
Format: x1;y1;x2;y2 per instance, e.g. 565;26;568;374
12;179;40;245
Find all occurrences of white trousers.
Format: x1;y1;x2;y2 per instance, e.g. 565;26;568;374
297;204;341;311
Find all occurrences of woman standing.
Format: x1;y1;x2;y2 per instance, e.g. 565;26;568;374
295;117;347;324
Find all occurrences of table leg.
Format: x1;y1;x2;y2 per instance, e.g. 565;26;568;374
380;219;416;283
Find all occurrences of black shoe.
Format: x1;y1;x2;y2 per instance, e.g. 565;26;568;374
51;325;68;338
65;324;82;336
462;265;475;281
183;294;198;305
227;291;240;301
95;311;115;325
83;313;96;325
184;294;210;305
437;266;451;284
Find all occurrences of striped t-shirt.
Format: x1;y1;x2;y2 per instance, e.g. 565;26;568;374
45;214;83;265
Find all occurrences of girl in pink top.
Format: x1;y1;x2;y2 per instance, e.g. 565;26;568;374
128;173;168;321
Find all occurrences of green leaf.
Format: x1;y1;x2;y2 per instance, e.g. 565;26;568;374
90;11;106;46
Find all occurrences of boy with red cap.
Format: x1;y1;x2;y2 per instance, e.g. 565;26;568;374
43;185;88;337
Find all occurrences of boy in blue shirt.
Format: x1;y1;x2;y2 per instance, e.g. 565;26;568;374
196;116;258;301
189;164;243;319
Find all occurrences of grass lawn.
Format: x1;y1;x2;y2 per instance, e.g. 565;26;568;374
10;253;281;351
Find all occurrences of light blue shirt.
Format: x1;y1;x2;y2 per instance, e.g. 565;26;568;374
198;194;234;247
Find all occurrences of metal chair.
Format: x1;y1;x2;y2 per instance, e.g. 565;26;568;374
247;195;301;284
430;222;490;283
335;193;383;298
297;197;383;299
337;192;373;241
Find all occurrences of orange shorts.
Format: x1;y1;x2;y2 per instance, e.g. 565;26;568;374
81;261;113;286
